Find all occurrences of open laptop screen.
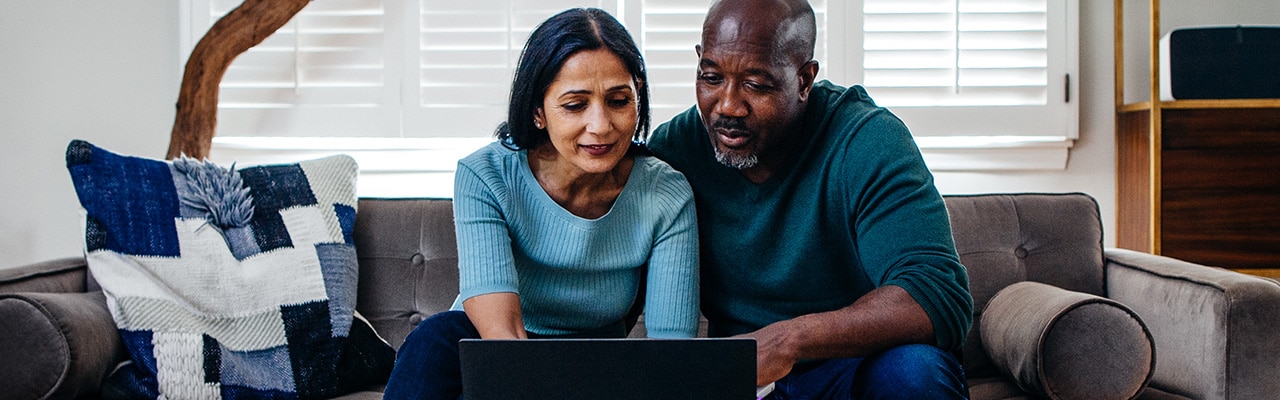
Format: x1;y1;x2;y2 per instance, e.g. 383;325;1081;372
460;338;757;400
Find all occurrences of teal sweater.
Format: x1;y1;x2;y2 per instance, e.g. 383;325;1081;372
450;142;700;338
648;81;972;350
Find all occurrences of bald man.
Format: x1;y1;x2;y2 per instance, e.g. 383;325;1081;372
648;0;973;398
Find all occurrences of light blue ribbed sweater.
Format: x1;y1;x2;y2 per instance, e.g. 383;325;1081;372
450;142;700;338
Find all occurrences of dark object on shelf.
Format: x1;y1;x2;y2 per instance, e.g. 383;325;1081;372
1160;26;1280;100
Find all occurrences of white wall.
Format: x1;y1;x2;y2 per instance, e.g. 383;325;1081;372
1;1;180;268
4;1;1232;268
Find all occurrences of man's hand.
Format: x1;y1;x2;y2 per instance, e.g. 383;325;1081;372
739;320;803;386
738;285;936;386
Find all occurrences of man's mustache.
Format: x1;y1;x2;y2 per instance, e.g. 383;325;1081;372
712;117;749;132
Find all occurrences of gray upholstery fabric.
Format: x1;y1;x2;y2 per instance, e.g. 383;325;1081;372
0;257;91;294
1106;249;1280;400
943;193;1105;379
982;281;1154;400
968;377;1037;400
353;198;460;350
0;291;123;400
4;194;1278;400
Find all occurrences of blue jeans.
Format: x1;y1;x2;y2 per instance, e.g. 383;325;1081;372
765;344;968;400
383;311;478;400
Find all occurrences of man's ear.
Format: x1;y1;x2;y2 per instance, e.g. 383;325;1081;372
797;59;819;102
695;44;703;59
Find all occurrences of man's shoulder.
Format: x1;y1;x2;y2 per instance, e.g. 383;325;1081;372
809;81;888;123
808;81;911;147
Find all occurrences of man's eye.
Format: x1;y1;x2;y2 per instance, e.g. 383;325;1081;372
697;73;723;85
745;82;773;92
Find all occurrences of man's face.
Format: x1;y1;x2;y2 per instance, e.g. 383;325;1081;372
695;18;808;170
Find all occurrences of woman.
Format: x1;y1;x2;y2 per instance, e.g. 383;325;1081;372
383;8;700;399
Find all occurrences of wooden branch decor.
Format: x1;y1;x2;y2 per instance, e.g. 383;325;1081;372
167;0;311;160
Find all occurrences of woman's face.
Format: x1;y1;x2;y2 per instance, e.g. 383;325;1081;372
533;48;639;175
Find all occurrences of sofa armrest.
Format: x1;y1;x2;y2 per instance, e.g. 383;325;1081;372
0;290;126;399
1105;248;1280;400
0;257;93;294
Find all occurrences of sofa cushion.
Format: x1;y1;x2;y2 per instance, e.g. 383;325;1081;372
65;140;393;399
981;281;1154;400
944;193;1105;378
352;198;460;349
0;291;122;400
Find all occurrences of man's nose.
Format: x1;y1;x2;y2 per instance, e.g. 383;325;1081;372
715;85;749;118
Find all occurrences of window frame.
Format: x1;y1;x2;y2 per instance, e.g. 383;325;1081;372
183;0;1079;197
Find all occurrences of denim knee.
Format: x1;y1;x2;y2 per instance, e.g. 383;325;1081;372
399;311;476;351
384;311;477;400
853;344;967;400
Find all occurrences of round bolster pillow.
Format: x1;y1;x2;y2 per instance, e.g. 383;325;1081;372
980;281;1155;400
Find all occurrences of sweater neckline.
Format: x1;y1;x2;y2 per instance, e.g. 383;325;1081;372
518;150;643;225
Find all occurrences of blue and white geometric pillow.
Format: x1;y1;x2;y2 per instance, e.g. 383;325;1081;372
65;140;392;399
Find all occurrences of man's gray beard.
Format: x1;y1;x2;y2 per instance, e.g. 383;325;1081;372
714;148;759;169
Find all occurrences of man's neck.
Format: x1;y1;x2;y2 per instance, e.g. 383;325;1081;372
736;118;808;185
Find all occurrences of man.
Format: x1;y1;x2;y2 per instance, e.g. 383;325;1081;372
647;0;973;398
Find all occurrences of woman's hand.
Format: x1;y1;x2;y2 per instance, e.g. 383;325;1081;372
463;292;529;339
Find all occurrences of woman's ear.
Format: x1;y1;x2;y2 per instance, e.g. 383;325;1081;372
533;108;546;129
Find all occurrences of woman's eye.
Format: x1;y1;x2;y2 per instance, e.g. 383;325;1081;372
561;102;587;111
608;97;633;107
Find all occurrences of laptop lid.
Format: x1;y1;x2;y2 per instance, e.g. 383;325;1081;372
460;338;757;400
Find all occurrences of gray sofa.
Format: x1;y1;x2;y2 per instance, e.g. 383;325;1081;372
2;193;1278;399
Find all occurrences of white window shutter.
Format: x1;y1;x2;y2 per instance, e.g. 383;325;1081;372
405;0;614;138
203;0;402;138
190;0;1076;148
858;0;1076;139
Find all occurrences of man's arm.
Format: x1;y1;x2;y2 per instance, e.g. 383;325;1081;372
742;285;932;385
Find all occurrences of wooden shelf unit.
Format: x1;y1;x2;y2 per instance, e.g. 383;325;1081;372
1114;0;1280;275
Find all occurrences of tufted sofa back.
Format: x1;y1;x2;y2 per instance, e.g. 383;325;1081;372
943;193;1105;379
352;198;460;349
351;193;1108;379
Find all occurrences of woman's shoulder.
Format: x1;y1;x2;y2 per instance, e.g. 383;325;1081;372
629;153;694;200
458;141;526;177
459;140;518;165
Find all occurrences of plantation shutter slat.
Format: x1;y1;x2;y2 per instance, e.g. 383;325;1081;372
191;0;1073;142
205;0;400;137
860;0;1074;138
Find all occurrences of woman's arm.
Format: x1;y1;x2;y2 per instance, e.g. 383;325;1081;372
640;174;701;338
463;292;528;339
453;157;526;338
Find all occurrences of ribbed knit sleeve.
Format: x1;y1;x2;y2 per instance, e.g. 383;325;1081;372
453;156;519;303
637;161;700;338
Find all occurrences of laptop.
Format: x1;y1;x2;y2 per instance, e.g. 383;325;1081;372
460;338;767;400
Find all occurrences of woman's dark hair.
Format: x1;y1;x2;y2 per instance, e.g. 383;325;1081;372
496;8;651;150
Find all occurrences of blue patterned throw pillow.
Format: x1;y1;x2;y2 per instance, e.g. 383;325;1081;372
66;140;393;399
